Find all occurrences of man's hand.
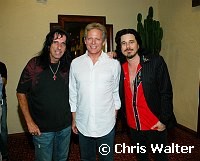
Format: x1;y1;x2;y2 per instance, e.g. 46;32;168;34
107;52;117;58
115;110;118;119
151;121;166;131
72;112;78;134
28;121;41;136
72;119;78;134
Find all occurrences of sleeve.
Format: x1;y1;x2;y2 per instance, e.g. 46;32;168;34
112;60;121;110
157;56;174;125
16;58;35;94
0;62;7;79
69;62;78;112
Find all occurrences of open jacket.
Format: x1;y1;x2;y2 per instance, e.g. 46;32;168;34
119;54;177;129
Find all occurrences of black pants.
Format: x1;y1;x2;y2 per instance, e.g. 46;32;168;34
130;128;168;161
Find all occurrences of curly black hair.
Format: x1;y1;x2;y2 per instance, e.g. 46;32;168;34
37;28;72;70
115;29;143;64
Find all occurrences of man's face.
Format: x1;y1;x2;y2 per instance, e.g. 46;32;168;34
84;29;105;55
120;34;139;59
49;33;66;63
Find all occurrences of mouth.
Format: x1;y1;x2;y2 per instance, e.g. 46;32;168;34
126;51;137;59
125;49;133;53
90;45;97;49
55;50;62;54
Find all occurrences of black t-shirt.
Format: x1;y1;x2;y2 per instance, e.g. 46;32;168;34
17;57;71;132
0;61;7;98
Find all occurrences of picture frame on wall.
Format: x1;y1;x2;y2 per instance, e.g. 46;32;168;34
50;15;113;57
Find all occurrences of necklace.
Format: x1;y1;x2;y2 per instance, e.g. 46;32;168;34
131;79;135;86
49;61;60;80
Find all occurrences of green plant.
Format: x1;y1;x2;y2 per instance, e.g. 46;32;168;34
137;6;163;55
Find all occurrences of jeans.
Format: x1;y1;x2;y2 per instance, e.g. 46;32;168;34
78;127;115;161
33;126;71;161
130;128;168;161
0;99;8;159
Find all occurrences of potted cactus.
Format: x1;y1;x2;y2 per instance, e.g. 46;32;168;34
137;6;163;55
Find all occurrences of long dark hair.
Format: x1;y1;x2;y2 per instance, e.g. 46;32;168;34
37;28;72;70
115;29;144;64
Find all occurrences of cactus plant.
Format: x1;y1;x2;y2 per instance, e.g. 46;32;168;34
137;6;163;55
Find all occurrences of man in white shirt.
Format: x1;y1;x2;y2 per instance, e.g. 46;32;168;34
69;22;121;161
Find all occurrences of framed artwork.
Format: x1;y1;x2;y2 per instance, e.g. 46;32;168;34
192;0;200;7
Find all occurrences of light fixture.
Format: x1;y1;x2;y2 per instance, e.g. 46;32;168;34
36;0;47;3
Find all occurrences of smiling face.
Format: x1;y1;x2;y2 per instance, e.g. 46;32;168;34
49;33;67;63
84;28;105;56
120;33;140;59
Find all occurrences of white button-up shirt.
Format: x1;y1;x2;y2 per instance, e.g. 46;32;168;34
69;51;121;137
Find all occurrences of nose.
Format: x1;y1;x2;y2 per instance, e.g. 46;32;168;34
92;40;95;44
57;43;62;49
91;39;96;44
126;42;131;48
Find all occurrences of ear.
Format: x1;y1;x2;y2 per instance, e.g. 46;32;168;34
84;38;87;45
103;39;106;46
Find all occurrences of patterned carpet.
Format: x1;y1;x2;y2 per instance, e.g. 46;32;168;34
8;127;200;161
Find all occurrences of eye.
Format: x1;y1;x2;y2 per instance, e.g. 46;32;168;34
87;38;92;41
53;40;59;45
95;38;101;41
121;42;126;46
61;42;66;47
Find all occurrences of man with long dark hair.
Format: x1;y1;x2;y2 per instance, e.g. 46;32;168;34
16;29;72;161
115;29;177;161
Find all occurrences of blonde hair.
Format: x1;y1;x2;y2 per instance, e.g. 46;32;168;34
84;22;107;41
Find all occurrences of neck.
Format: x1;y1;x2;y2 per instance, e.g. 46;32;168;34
127;54;140;66
88;51;102;64
50;58;60;64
